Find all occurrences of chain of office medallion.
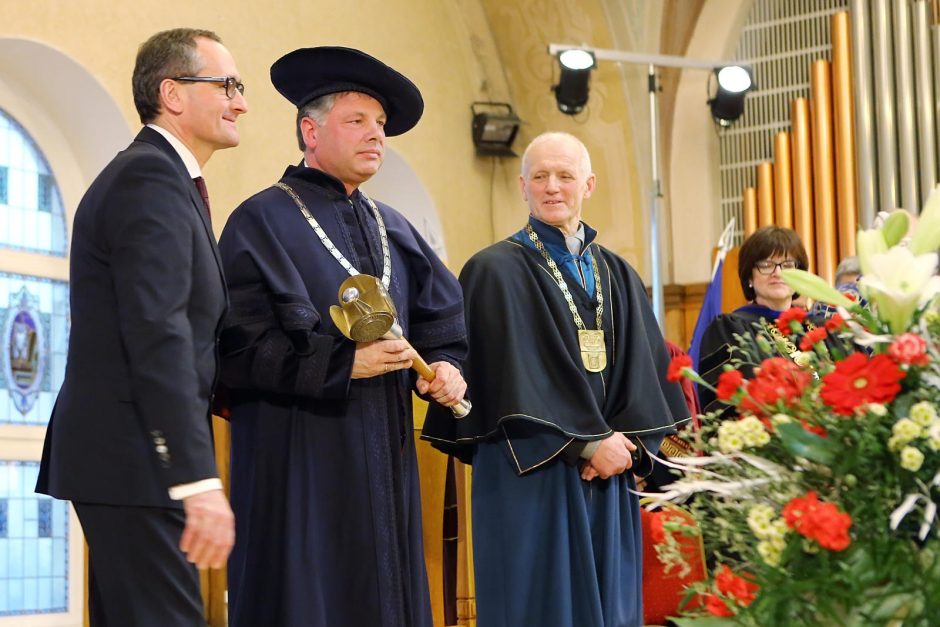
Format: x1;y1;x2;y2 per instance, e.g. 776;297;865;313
525;224;603;331
274;182;392;289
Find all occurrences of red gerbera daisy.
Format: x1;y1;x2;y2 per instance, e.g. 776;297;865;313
820;353;905;416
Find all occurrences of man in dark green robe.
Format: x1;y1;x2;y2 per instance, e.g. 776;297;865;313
423;132;687;627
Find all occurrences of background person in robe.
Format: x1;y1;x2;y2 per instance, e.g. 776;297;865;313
422;132;687;627
697;226;811;413
811;255;862;319
36;28;246;626
217;47;467;627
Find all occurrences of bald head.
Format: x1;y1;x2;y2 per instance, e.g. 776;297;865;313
521;132;592;179
518;132;596;236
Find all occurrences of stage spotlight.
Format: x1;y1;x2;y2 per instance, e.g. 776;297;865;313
471;102;522;157
553;49;596;115
708;65;753;127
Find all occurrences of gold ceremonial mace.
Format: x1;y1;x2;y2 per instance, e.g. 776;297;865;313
329;275;471;418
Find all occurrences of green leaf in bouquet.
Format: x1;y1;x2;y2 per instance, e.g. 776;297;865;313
891;393;915;423
838;545;881;588
776;422;835;465
851;591;922;624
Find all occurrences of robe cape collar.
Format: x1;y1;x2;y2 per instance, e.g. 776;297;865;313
515;217;599;296
282;162;367;203
734;303;786;320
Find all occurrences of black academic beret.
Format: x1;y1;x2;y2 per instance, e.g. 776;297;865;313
270;46;424;137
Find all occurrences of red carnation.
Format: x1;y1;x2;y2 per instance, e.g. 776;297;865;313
716;370;744;401
799;327;828;351
782;491;852;551
667;354;693;382
820;353;905;416
715;565;759;606
738;357;812;419
776;307;808;336
824;314;845;332
887;333;929;367
704;594;735;617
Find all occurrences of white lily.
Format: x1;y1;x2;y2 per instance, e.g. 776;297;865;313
859;248;940;333
881;210;911;248
909;185;940;255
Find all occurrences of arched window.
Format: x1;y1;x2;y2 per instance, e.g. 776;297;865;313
0;108;70;618
0;111;68;256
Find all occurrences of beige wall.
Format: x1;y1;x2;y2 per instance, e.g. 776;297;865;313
0;0;517;271
0;0;735;285
0;0;738;285
480;0;649;275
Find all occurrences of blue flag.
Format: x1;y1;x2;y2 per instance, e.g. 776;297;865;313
689;218;736;370
688;257;724;370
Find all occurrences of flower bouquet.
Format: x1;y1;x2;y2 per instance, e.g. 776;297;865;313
655;193;940;625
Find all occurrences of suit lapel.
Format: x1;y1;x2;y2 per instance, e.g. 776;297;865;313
134;127;227;295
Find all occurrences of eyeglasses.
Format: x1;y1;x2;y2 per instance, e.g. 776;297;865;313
754;259;798;274
172;76;245;99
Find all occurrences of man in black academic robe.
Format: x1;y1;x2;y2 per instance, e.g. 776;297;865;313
423;132;687;627
218;47;467;627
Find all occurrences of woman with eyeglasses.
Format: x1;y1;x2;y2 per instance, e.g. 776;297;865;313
697;226;812;414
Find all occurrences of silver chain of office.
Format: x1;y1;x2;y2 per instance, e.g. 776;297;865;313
275;182;392;289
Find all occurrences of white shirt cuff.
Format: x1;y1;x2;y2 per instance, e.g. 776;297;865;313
168;478;224;500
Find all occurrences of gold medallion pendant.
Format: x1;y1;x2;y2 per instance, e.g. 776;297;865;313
578;329;607;372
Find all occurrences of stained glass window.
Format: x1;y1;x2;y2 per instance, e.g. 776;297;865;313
0;110;67;256
0;461;68;615
0;273;69;426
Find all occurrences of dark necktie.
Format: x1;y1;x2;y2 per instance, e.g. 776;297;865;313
193;176;211;221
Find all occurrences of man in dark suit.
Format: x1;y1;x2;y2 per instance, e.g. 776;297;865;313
36;28;248;626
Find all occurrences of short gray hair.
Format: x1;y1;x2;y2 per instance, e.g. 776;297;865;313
520;132;592;178
834;255;861;284
296;92;354;151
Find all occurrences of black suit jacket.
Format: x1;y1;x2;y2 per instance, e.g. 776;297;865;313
36;127;227;508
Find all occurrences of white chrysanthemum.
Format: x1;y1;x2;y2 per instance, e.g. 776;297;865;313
866;403;888;417
747;504;775;535
743;429;772;448
900;446;925;472
770;519;790;540
739;415;765;435
771;413;792;425
719;432;745;453
910;401;938;427
749;517;773;539
757;540;782;566
893;418;923;443
888;435;905;451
